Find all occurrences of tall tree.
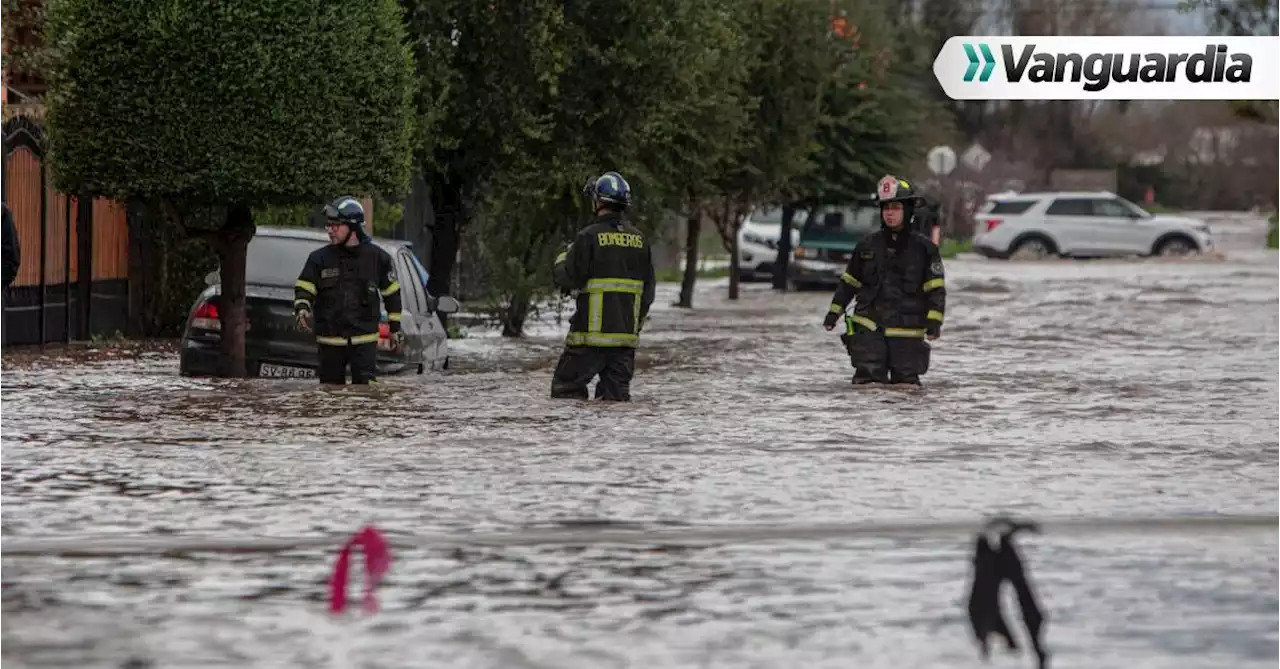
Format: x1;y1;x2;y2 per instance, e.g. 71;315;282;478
401;0;571;319
45;0;415;376
790;0;943;207
710;0;838;300
773;0;945;290
416;0;753;335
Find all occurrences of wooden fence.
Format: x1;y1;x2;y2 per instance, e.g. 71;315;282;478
3;115;131;346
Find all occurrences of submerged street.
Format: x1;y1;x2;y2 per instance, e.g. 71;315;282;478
2;240;1277;668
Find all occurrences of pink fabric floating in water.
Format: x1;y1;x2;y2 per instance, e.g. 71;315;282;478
328;525;392;614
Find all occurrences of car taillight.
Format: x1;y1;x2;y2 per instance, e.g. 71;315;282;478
984;218;1002;232
191;301;220;330
377;321;391;351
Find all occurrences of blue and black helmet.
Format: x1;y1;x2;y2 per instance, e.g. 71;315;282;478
583;171;632;210
323;196;370;242
324;196;365;225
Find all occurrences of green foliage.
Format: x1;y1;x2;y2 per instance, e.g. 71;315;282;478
44;0;416;205
461;204;571;337
939;238;972;259
129;202;220;336
402;0;570;205
407;0;755;335
252;203;319;230
2;0;51;81
714;0;836;208
252;198;402;236
1267;213;1278;249
791;0;945;208
371;200;405;236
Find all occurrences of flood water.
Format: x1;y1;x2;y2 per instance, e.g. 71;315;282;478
2;234;1277;668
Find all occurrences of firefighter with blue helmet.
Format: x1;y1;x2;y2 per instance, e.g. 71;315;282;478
293;196;404;385
550;171;656;401
822;175;946;385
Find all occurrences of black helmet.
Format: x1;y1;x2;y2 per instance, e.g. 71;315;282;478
875;175;918;204
582;171;632;211
875;175;919;229
323;196;369;243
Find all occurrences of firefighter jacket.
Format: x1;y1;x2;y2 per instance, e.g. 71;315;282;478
553;213;656;348
293;242;403;346
824;228;946;337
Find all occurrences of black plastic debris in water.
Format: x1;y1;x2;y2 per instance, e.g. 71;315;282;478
967;517;1048;669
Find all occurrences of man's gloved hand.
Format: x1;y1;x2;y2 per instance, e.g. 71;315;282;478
295;309;312;332
823;311;840;331
927;325;940;341
390;330;405;352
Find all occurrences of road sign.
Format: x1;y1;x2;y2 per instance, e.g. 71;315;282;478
926;145;957;176
962;143;992;172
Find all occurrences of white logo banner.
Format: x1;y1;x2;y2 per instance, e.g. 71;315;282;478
933;36;1280;100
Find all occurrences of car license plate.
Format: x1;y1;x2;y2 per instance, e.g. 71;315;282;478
259;363;315;379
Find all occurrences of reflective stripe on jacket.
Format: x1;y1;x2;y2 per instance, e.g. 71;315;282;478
826;228;946;331
553;214;656;348
294;242;403;345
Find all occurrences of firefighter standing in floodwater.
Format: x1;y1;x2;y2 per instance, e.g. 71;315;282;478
823;175;946;385
550;171;656;401
293;196;403;385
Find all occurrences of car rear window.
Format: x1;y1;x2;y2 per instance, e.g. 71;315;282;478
246;236;325;287
980;199;1037;215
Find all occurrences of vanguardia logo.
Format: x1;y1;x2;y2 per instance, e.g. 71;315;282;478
935;37;1278;101
1005;44;1253;92
963;43;996;82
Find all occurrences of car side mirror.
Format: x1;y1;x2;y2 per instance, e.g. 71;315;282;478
432;295;460;314
205;270;220;286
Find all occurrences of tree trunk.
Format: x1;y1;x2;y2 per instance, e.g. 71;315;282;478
427;174;465;328
677;206;701;309
502;292;530;338
216;204;255;378
724;199;740;300
773;203;795;291
125;200;150;337
727;224;740;300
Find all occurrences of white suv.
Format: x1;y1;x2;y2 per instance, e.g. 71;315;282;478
971;191;1215;260
737;207;804;281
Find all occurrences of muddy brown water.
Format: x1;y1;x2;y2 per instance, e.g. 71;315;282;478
2;247;1277;668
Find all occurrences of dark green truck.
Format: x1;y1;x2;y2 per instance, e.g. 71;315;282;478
788;198;880;290
789;196;941;290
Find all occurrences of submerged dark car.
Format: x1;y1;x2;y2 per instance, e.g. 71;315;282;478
179;226;460;379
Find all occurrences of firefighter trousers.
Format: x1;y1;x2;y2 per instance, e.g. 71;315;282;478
317;342;378;385
840;315;930;385
551;345;636;401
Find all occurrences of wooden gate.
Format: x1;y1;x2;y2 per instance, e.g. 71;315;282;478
2;115;131;346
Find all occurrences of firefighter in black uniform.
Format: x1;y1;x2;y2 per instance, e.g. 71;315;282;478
822;175;946;385
550;171;656;401
293;196;404;385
